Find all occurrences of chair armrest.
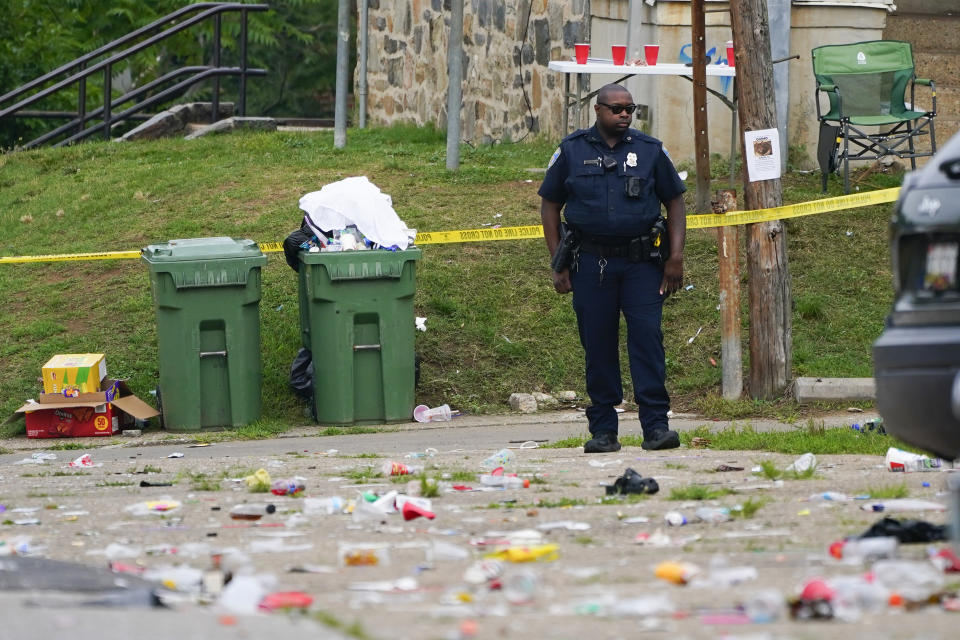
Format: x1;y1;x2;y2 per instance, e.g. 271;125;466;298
914;78;932;87
818;83;837;93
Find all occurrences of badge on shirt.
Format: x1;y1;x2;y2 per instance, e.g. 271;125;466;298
547;147;561;169
626;152;637;167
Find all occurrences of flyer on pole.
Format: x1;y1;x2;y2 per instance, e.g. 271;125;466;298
744;128;781;182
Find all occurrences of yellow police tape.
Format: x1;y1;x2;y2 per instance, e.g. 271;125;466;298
0;188;900;264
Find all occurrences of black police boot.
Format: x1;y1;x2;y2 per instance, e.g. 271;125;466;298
641;429;680;450
584;432;622;453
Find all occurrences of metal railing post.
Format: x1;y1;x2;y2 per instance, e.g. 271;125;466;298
103;64;112;141
359;0;369;128
213;12;221;123
239;8;248;116
78;62;87;137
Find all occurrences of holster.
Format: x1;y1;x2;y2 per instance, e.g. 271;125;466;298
550;222;579;273
644;217;670;265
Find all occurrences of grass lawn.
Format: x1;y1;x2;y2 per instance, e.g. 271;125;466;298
0;125;904;436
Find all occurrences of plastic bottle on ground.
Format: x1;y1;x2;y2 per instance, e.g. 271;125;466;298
382;460;423;476
828;536;898;562
664;511;688;526
479;474;528;489
270;477;306;496
229;503;277;521
302;496;344;515
885;447;942;472
695;506;731;523
872;559;946;603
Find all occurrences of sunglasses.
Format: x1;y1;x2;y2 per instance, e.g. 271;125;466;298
597;102;637;115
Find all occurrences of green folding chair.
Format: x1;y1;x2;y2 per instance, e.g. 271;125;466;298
812;40;937;193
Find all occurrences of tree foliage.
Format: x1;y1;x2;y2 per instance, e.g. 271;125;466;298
0;0;344;147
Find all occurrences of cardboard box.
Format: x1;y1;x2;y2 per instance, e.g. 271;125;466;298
42;353;107;396
23;403;121;438
15;380;159;439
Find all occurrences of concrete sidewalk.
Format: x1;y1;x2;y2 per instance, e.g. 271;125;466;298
0;408;879;461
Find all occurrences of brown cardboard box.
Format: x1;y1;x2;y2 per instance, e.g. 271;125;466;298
15;380;159;438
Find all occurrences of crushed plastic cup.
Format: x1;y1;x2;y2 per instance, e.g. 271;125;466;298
480;448;516;470
125;498;182;516
484;543;559;563
401;500;435;521
744;588;785;622
726;40;735;67
786;452;817;473
644;44;659;66
575;43;589;65
351;499;391;523
338;543;390;567
503;569;539;605
69;454;99;468
413;403;452;422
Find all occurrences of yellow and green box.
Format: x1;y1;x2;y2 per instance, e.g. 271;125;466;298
42;354;107;396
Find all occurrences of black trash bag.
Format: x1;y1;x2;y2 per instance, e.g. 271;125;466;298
859;516;948;543
605;467;659;495
283;224;312;272
284;218;333;272
290;348;316;421
289;348;314;401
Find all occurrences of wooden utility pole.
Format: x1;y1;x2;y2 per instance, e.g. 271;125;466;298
714;190;743;399
696;1;741;399
691;0;710;213
729;0;792;399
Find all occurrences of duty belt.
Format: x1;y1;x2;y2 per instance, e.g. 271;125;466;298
578;237;645;259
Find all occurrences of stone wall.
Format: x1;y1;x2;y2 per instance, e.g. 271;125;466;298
360;0;589;143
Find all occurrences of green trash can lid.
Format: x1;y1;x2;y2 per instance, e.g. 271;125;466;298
142;237;263;262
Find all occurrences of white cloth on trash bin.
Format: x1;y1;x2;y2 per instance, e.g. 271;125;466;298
299;176;412;250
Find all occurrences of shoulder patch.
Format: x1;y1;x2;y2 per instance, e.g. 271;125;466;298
547;147;561;169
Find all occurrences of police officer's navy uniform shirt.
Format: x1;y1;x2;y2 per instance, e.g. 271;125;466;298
538;125;686;237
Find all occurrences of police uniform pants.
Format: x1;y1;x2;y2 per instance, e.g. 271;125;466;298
571;253;670;437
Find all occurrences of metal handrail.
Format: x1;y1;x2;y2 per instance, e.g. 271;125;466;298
0;2;268;148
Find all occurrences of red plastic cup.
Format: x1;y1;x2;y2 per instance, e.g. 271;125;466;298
726;41;735;67
644;44;659;66
575;43;589;65
611;45;626;66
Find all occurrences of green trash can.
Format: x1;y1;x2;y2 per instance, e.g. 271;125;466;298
142;237;268;431
298;248;421;425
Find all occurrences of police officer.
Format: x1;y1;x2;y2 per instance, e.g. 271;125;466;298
538;83;686;453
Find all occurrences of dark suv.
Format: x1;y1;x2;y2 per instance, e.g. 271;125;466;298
873;132;960;462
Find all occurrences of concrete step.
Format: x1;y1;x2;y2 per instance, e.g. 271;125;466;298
884;13;960;53
794;377;875;404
